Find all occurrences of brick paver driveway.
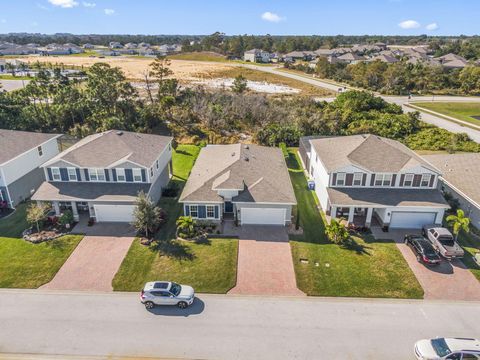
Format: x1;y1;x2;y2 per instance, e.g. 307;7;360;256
373;228;480;301
225;224;304;296
41;223;135;291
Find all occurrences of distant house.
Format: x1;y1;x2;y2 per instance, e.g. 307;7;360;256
283;51;316;62
124;42;138;49
423;153;480;228
109;41;124;49
179;144;296;226
299;134;448;229
371;54;399;64
335;52;365;64
314;48;335;57
243;49;271;63
32;130;173;223
83;43;95;49
374;42;388;50
0;130;61;209
435;53;469;69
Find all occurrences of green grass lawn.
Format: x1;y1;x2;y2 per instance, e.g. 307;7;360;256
113;144;239;293
0;74;33;80
413;102;480;127
0;203;83;288
287;149;424;298
457;232;480;282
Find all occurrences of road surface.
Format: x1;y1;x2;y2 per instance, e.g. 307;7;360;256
243;65;480;143
1;290;479;360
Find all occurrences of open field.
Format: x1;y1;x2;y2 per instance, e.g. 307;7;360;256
413;102;480;127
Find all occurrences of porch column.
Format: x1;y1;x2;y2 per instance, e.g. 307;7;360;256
330;206;337;220
347;207;355;224
71;201;79;221
53;201;60;216
365;208;373;228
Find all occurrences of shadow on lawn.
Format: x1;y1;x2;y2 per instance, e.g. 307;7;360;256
342;237;373;256
152;240;195;261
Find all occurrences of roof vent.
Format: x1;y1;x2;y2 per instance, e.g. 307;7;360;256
116;131;123;136
231;152;236;157
244;145;249;149
244;156;249;162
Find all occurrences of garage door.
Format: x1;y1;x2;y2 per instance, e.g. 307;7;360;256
94;204;135;222
390;212;436;229
241;208;286;225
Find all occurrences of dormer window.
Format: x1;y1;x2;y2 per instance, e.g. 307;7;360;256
421;174;431;187
375;174;392;187
353;173;363;186
335;173;346;186
403;174;414;187
51;167;61;181
116;168;126;182
133;168;142;182
67;168;77;181
89;168;105;182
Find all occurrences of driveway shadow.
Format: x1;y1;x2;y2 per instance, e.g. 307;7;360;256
146;297;205;317
425;261;454;274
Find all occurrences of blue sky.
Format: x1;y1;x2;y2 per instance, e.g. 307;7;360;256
0;0;478;35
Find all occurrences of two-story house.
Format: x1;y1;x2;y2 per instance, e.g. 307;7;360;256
243;49;271;63
299;134;449;229
32;130;172;223
0;130;61;209
179;144;296;226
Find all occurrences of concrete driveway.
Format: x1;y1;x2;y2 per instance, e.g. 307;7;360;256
372;227;480;301
41;223;135;291
225;224;304;296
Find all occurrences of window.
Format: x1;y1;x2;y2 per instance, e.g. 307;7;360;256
51;167;61;181
403;174;414;187
89;168;105;182
353;173;363;186
421;174;431;187
150;167;154;178
189;205;198;218
37;146;43;157
156;160;159;169
335;173;346;186
67;168;77;181
133;168;142;182
116;168;126;182
207;205;215;218
375;174;393;187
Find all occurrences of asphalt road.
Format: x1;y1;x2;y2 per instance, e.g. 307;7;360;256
1;290;479;360
243;65;480;143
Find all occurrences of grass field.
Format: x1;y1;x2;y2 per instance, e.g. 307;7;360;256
413;102;480;127
457;232;480;282
0;204;83;288
287;149;424;298
0;74;33;80
168;51;229;62
113;144;239;293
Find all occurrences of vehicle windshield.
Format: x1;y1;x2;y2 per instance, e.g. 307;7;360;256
438;237;455;247
170;282;181;296
431;338;452;357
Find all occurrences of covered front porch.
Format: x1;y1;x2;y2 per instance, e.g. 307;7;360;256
327;205;378;229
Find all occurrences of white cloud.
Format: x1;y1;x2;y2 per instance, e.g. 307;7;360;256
104;8;115;15
426;22;439;31
398;20;420;29
261;11;285;23
82;1;96;7
48;0;79;8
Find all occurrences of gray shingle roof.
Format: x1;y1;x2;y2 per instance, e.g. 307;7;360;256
309;134;440;173
327;187;448;208
422;153;480;208
0;130;60;165
43;130;172;168
179;144;296;204
31;181;149;202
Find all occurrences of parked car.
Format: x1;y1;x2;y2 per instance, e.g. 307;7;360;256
404;235;441;266
422;226;465;259
414;337;480;359
140;281;195;309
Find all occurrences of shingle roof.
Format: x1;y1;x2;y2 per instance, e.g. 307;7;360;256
0;130;60;165
422;153;480;208
309;134;440;173
327;187;448;208
179;144;296;204
43;130;172;168
31;181;150;202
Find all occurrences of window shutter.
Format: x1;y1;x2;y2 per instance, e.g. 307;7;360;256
413;174;422;187
60;168;69;181
370;174;376;186
76;168;81;181
125;169;133;182
362;174;367;186
399;174;405;187
332;173;337;186
104;169;110;182
392;174;397;187
214;205;219;219
141;169;146;182
429;175;435;187
112;169;117;182
47;168;53;181
345;174;353;186
185;205;190;216
84;169;90;181
198;205;206;219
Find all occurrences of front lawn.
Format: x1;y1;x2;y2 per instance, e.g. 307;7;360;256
113;144;239;293
457;232;480;282
287;149;424;298
413;102;480;127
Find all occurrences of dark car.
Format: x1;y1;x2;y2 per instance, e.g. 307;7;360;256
404;235;441;266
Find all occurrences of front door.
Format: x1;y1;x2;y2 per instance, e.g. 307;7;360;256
224;201;233;213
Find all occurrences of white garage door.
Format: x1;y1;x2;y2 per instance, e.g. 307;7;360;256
241;207;286;225
390;212;436;229
94;204;135;222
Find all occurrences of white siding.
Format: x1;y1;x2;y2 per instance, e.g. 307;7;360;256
310;147;330;210
148;141;172;183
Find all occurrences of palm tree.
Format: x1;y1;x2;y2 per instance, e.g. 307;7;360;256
176;216;196;238
446;209;470;241
325;219;349;245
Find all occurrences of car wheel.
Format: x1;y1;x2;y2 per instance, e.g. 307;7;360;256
177;301;188;309
144;301;155;310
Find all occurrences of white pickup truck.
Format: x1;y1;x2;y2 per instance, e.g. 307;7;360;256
422;226;464;259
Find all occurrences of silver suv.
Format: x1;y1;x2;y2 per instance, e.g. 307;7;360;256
140;281;195;309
